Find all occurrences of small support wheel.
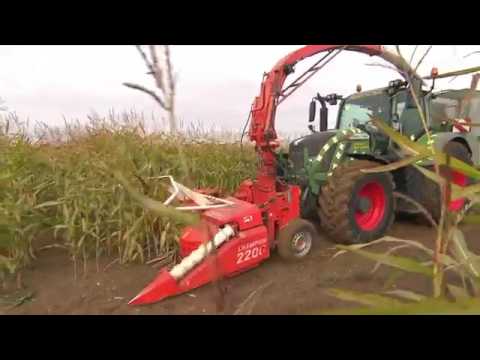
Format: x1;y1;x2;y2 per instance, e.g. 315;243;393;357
277;218;316;261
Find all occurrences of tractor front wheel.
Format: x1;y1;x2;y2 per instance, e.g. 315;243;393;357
318;160;396;244
277;218;317;261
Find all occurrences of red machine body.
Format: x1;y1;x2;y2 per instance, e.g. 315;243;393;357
129;45;411;306
129;198;271;305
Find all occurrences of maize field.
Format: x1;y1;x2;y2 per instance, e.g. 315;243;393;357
0;112;258;284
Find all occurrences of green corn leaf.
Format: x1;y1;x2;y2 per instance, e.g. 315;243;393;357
384;289;426;302
413;165;480;203
0;172;12;182
19;223;39;236
336;244;434;277
372;117;480;180
361;154;427;174
53;224;68;239
34;201;63;209
325;288;404;308
335;236;456;269
316;297;480;315
114;172;199;226
450;229;480;278
383;269;407;290
333;236;434;259
124;216;144;242
462;214;480;225
160;228;168;252
136;242;144;264
446;284;470;301
451;182;480;203
435;155;480;181
0;254;17;274
413;164;448;187
370;117;428;155
470;278;480;297
0;224;13;248
77;234;87;250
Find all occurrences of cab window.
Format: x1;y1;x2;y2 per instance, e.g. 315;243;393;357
338;93;390;130
393;91;426;138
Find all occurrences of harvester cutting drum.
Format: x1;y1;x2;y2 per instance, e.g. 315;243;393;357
129;176;307;305
129;45;479;306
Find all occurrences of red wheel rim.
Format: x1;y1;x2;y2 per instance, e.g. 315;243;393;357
354;181;387;231
448;170;468;212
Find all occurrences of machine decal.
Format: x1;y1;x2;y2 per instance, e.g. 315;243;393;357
236;239;268;265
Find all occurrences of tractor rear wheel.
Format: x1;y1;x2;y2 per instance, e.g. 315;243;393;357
416;141;472;223
318;160;396;244
277;218;317;261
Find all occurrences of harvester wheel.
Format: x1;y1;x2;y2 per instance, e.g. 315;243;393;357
318;160;395;244
277;218;317;261
414;141;472;224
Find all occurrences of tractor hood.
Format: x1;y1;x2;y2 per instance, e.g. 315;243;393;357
289;131;338;172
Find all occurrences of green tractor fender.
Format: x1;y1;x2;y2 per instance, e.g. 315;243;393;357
304;127;388;195
417;132;477;165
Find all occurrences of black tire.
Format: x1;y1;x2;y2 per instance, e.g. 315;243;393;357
300;187;320;221
416;141;472;223
318;160;396;244
277;218;316;261
399;166;435;221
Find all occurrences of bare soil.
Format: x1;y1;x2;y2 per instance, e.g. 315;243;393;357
2;220;479;315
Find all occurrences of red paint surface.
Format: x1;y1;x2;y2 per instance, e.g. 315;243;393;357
355;181;387;231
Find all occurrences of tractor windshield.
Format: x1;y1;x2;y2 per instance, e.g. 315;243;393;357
338;90;390;130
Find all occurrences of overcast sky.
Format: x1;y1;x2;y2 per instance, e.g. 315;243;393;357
0;45;479;135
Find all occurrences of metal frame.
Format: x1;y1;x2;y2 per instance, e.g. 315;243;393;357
155;175;234;211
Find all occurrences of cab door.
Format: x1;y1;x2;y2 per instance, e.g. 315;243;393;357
392;90;427;140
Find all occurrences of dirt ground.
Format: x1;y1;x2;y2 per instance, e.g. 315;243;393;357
2;220;479;315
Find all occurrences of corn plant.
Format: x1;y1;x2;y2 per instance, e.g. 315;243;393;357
0;119;57;285
321;46;480;313
0;110;257;283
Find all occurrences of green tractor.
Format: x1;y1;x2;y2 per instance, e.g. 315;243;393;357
283;79;480;244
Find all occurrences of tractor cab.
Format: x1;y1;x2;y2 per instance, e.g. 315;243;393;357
429;89;480;133
338;82;480;140
336;87;391;131
288;78;480;179
335;80;428;140
321;80;420;158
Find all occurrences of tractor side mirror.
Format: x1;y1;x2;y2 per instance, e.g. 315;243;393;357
309;100;316;123
320;107;328;132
